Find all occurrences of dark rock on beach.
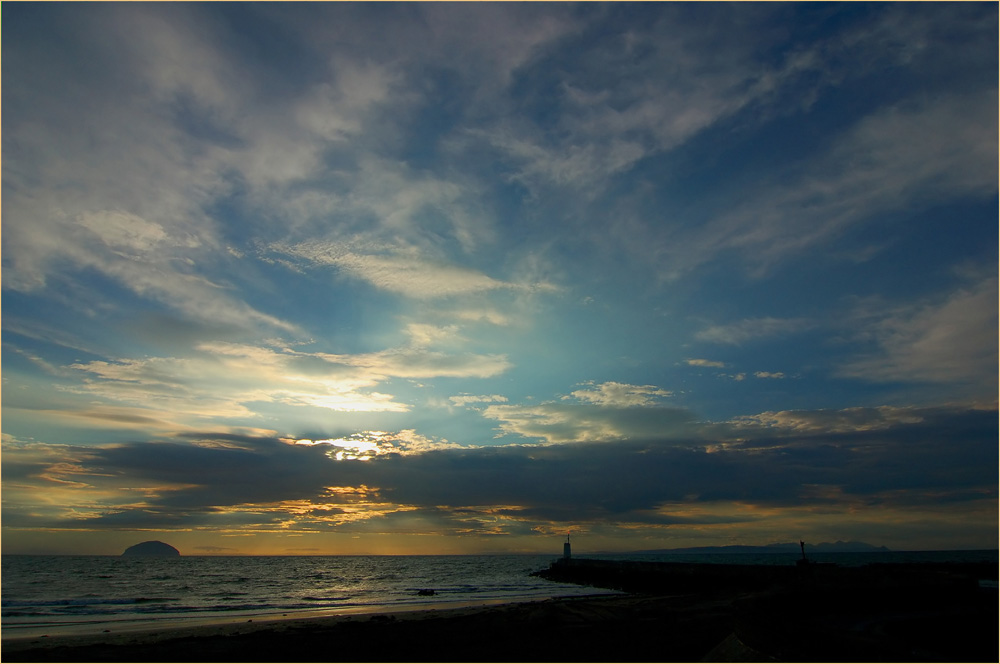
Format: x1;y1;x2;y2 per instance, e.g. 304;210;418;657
121;541;180;557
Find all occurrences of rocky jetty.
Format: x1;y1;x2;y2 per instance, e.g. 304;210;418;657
121;541;180;557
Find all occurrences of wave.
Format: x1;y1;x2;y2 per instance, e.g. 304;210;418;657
3;597;180;608
1;554;610;631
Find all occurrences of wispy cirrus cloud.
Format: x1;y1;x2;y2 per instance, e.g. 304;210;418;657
5;6;502;332
685;358;727;368
64;341;513;428
2;6;297;333
481;401;694;444
670;92;998;277
839;276;998;389
450;394;509;407
312;347;512;381
450;307;514;327
695;317;812;346
474;5;820;195
268;241;557;300
482;381;691;444
730;405;928;435
271;243;511;299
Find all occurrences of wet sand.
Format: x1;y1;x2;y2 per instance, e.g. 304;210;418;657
4;560;996;662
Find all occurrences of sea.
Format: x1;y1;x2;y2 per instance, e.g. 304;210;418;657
3;550;996;639
1;554;613;639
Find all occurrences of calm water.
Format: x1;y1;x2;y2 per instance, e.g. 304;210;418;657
1;555;614;637
3;551;995;638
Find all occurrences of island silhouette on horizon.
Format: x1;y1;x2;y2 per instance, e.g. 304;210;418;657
121;540;180;557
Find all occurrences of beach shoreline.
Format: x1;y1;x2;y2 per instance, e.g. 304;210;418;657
1;597;536;649
4;593;730;663
2;592;614;642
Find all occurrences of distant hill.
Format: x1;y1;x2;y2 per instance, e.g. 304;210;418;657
121;540;181;557
621;541;890;555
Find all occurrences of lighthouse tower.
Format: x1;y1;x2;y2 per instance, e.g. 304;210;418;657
563;534;571;560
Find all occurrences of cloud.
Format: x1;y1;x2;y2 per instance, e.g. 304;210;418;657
672;91;998;277
482;382;691;443
839;276;998;388
326;253;510;299
695;318;812;346
482;401;697;443
294;59;401;141
451;308;513;327
470;4;990;202
4;405;994;547
1;6;302;334
754;371;786;380
65;341;513;425
473;5;810;194
7;5;517;334
292;429;464;461
569;381;673;407
269;241;551;300
730;405;928;435
685;359;727;368
9;405;202;435
450;394;509;407
314;347;512;380
405;323;464;348
7;205;296;335
77;211;173;253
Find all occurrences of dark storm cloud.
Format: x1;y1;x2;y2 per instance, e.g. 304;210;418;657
724;406;999;496
88;436;343;508
19;405;995;533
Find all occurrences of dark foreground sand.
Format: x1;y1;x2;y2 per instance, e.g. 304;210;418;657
4;560;996;662
3;593;737;663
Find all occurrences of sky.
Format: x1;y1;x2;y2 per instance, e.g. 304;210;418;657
2;2;997;556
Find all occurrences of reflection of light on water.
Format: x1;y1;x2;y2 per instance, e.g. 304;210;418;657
1;554;619;639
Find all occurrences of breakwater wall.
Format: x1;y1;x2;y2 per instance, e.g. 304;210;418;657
533;557;995;596
533;558;997;661
534;558;802;594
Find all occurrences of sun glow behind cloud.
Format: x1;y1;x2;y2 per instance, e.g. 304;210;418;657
291;430;463;460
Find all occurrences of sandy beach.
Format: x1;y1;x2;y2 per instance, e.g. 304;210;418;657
3;593;737;662
4;560;996;662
